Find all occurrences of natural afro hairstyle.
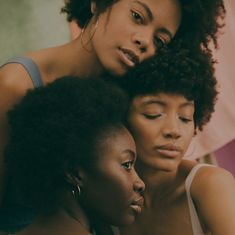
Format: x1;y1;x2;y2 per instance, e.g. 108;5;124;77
115;46;218;131
174;0;225;51
4;76;128;215
61;0;225;51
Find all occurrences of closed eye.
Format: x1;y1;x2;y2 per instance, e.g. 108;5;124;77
179;116;193;123
143;113;163;120
154;37;166;50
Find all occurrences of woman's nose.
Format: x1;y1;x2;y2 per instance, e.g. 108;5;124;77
162;118;181;140
132;32;155;58
133;170;145;194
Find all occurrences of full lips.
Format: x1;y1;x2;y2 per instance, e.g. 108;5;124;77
130;204;142;214
118;48;136;67
156;148;181;158
130;196;144;214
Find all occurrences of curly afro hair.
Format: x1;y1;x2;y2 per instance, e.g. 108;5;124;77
61;0;225;51
61;0;115;26
115;46;218;131
174;0;225;51
4;76;128;214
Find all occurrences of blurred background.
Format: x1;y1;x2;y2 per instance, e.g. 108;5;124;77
0;0;234;175
186;0;235;176
0;0;69;64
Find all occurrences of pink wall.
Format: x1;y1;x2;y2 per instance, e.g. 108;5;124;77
185;0;235;160
215;139;235;177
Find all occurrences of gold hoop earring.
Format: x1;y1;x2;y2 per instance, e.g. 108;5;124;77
80;17;99;52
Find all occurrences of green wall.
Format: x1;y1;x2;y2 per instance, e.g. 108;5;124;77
0;0;70;64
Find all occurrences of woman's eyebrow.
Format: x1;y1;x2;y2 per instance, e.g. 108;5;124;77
180;101;194;109
133;0;173;40
141;100;166;107
133;0;153;20
122;149;136;159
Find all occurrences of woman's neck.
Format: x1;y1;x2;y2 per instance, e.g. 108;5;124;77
63;201;93;234
16;203;93;235
63;37;105;78
27;36;106;85
136;160;182;208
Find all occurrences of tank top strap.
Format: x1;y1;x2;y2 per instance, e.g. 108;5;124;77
185;163;214;192
2;56;43;88
185;163;215;235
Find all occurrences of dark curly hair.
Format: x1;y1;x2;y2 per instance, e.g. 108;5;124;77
114;46;218;131
4;77;128;214
61;0;225;51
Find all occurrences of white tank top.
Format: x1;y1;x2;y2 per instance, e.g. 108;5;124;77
185;163;214;235
112;163;214;235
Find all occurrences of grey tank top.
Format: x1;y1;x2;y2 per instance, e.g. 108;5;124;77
0;56;43;232
2;56;43;88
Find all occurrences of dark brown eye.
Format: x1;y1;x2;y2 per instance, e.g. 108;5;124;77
122;161;134;170
131;10;143;24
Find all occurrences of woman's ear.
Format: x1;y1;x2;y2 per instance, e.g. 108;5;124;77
66;168;86;187
91;1;97;14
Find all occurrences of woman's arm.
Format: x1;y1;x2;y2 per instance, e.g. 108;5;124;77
192;166;235;235
0;64;33;204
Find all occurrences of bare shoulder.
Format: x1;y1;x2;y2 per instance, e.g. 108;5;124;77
0;46;52;94
0;62;35;141
191;165;235;197
191;165;235;234
0;62;36;203
0;62;34;97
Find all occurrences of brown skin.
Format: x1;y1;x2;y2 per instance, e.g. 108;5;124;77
10;210;94;235
69;21;81;40
11;128;145;235
91;0;181;76
0;0;181;204
80;127;145;226
119;93;235;235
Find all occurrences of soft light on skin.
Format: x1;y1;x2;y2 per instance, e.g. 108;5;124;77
127;93;195;172
79;127;145;226
122;93;235;235
69;21;81;40
86;0;182;76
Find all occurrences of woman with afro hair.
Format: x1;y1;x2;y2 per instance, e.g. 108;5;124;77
0;0;226;232
3;77;145;235
114;47;235;235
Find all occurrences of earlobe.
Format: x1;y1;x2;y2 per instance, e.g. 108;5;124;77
65;170;84;187
91;1;97;14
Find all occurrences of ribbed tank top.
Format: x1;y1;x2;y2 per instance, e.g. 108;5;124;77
1;56;43;88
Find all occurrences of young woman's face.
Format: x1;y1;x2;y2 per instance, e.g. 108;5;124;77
127;93;195;172
92;0;181;76
80;127;145;226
